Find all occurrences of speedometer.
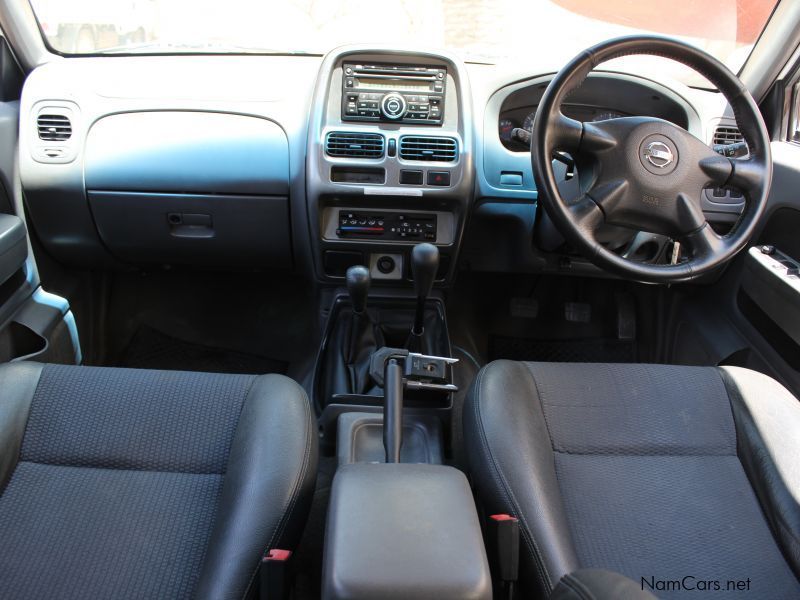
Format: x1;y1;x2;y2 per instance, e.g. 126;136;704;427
523;111;536;131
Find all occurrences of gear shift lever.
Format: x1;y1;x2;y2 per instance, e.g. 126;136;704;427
341;265;382;395
409;243;439;345
346;265;370;314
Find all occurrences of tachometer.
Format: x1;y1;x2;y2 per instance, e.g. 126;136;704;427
499;118;515;142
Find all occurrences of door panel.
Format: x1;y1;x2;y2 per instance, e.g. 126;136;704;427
670;142;800;396
0;32;81;365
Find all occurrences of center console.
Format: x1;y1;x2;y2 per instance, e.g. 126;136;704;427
308;50;489;600
318;316;491;599
306;47;474;285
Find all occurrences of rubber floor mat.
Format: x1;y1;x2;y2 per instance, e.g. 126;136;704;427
120;326;288;375
489;336;636;363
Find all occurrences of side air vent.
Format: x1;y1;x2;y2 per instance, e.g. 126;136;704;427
37;114;72;141
325;132;385;158
712;125;743;146
399;136;458;162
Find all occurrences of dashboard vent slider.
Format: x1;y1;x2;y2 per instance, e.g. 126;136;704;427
37;114;72;141
326;132;385;158
399;136;458;162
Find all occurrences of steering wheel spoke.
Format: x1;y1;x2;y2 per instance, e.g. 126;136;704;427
548;112;584;153
567;195;606;235
698;152;734;186
586;179;628;218
683;222;727;261
727;156;764;193
699;150;761;196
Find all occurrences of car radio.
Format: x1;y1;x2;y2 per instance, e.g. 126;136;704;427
341;63;446;125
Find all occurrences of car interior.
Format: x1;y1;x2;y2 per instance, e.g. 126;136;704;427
1;1;800;598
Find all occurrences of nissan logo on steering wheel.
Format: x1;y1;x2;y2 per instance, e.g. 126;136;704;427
643;141;674;168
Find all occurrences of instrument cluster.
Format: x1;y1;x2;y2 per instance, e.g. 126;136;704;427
499;104;628;149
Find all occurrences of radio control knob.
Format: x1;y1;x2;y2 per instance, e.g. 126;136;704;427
381;94;407;120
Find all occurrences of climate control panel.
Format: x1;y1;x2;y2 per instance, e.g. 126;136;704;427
337;211;437;241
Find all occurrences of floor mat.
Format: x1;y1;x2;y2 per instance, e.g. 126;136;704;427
120;326;288;375
489;335;636;363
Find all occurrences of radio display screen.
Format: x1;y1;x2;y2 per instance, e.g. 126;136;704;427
356;77;432;92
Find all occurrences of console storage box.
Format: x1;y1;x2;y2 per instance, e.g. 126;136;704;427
322;463;491;600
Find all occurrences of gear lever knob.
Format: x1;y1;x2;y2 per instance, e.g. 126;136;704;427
346;265;370;314
411;243;439;335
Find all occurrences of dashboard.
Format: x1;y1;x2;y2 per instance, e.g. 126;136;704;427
17;47;740;283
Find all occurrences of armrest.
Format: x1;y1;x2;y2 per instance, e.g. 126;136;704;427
322;463;491;600
0;214;27;287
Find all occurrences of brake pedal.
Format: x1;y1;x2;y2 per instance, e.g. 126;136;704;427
615;292;637;341
564;302;591;323
510;297;539;319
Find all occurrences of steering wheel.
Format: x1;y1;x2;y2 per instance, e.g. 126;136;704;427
531;36;772;282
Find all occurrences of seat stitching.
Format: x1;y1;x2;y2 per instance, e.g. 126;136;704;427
716;368;800;553
0;364;44;497
563;573;596;600
472;363;554;590
192;377;258;597
241;379;315;600
551;449;733;457
523;362;583;583
523;363;555;450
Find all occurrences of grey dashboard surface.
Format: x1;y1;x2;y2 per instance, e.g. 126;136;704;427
17;50;734;270
84;111;289;195
19;55;321;267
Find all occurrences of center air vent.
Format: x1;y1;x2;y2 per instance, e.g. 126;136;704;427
325;132;385;158
37;114;72;141
712;125;743;146
399;136;458;162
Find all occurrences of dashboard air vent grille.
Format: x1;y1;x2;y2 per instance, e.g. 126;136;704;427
399;136;458;162
712;125;743;145
325;132;385;158
37;114;72;141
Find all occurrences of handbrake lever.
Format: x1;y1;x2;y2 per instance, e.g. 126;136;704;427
369;347;459;463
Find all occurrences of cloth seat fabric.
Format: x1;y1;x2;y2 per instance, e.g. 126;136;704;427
0;362;317;600
464;361;800;599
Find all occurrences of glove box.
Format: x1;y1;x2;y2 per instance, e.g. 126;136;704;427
84;111;291;269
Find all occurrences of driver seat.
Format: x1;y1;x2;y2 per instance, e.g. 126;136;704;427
464;361;800;598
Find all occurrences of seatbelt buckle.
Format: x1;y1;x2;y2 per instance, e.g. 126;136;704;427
489;514;520;599
260;549;292;600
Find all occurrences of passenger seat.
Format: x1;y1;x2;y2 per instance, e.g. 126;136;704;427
0;362;317;599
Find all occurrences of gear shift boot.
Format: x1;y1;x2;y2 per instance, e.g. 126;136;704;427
318;298;450;406
316;254;450;409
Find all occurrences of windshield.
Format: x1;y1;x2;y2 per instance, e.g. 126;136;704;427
30;0;778;85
